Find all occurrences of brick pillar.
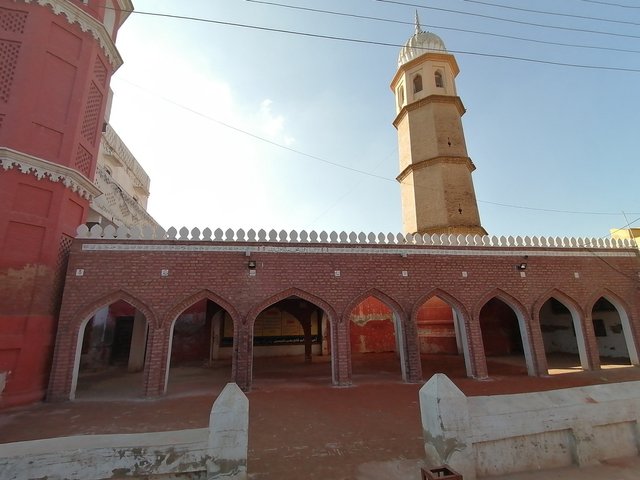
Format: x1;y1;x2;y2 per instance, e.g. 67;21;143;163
332;320;351;386
404;318;423;383
143;325;170;397
302;319;313;364
582;312;601;370
127;310;148;372
232;321;252;391
530;310;549;375
47;319;82;402
467;314;488;379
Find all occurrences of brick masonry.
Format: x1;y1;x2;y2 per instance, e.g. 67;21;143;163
47;238;640;401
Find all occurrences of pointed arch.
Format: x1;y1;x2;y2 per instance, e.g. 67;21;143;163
63;290;155;400
434;70;444;88
68;289;156;332
247;287;338;327
586;289;639;365
342;288;406;324
534;289;589;371
245;287;339;388
533;289;583;319
474;288;528;320
586;288;634;319
411;288;470;323
475;288;537;376
163;290;241;393
344;288;413;382
411;288;475;377
166;289;241;330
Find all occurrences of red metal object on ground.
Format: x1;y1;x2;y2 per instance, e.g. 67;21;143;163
421;465;463;480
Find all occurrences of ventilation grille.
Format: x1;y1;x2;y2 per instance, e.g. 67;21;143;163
0;7;28;34
75;146;92;177
93;57;107;86
80;82;102;144
0;40;20;103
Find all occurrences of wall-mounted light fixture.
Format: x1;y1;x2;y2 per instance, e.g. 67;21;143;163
516;263;527;271
248;260;257;270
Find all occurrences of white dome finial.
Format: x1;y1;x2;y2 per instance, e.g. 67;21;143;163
415;10;423;35
398;13;447;67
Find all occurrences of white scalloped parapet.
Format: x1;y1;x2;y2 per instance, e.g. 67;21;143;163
74;225;636;249
21;0;123;69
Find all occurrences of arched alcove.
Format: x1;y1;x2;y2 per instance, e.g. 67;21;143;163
73;299;149;399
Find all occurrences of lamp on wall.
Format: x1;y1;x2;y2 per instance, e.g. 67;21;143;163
516;263;527;271
248;260;257;270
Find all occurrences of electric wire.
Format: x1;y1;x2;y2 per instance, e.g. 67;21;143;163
246;0;640;55
115;78;639;218
108;8;640;73
578;0;640;8
462;0;640;27
376;0;640;40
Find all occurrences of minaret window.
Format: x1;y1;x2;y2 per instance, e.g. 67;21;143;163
435;71;444;88
413;74;423;93
397;84;405;109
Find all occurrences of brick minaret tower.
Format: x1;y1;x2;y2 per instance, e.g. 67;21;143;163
0;0;132;408
391;15;486;236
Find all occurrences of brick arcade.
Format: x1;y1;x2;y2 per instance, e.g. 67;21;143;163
47;226;640;401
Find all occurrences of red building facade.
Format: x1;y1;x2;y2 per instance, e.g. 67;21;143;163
0;0;130;408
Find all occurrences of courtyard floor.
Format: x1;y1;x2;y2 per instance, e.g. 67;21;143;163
1;353;639;479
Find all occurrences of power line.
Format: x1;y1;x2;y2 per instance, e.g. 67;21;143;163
376;0;640;40
463;0;640;27
247;0;640;55
578;0;640;8
119;9;640;73
115;78;639;218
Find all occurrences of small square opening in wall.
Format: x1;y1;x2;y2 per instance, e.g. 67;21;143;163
161;269;169;277
593;318;607;337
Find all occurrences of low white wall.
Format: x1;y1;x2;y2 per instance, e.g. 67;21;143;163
0;383;248;480
420;374;640;479
0;429;208;480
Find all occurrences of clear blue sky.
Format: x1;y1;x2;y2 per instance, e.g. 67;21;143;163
108;0;640;239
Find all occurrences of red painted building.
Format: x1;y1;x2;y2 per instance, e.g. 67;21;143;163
0;0;131;408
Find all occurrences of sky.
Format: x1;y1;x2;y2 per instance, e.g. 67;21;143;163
107;0;640;239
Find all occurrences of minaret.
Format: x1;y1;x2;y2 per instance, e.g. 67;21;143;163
391;14;486;236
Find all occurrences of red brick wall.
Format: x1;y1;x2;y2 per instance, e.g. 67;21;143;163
46;239;640;401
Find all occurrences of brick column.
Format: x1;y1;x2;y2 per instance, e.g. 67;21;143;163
47;320;82;402
582;312;601;370
332;320;351;386
404;318;423;383
530;310;549;375
232;322;252;391
143;324;170;397
467;314;488;379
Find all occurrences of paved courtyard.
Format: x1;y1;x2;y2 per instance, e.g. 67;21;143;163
1;353;639;479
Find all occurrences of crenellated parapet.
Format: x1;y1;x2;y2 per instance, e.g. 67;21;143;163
76;224;637;250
